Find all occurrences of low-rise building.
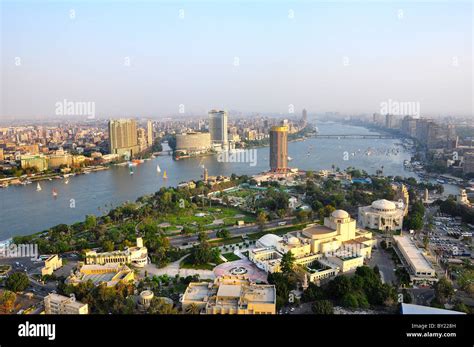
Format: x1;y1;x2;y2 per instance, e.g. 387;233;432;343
249;210;374;283
84;238;148;268
182;275;276;315
393;235;438;285
41;254;63;276
358;199;405;232
66;263;134;287
44;293;88;314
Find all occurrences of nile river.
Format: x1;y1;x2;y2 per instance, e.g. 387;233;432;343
0;122;454;239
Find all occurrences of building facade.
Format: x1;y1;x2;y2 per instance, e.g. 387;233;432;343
175;132;211;153
108;119;140;157
208;110;228;150
358;199;405;232
182;275;276;315
269;125;288;172
44;293;88;314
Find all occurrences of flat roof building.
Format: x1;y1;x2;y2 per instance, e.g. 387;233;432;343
393;235;437;285
182;275;276;315
44;293;88;314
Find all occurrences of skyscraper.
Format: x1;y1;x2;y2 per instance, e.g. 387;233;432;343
147;120;153;147
108;119;140;157
208;110;228;150
302;108;308;127
269;125;288;172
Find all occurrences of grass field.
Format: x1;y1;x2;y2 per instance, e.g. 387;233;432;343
222;252;241;262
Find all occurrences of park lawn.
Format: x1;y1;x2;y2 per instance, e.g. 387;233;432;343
222;252;240;262
179;256;222;271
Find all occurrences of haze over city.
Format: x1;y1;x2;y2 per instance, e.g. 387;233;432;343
1;0;472;119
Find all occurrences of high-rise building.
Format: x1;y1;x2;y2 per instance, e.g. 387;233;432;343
208;110;228;149
302;108;308;127
147;120;153;147
108;119;140;157
269;125;288;172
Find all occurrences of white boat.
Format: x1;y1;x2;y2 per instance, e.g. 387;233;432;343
156;165;161;173
288;156;293;161
36;183;42;192
65;179;69;185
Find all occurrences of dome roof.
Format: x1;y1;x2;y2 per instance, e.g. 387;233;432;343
287;236;300;246
257;234;282;248
331;210;350;219
372;199;396;210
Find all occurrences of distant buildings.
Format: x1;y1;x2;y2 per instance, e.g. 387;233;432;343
269;125;288;172
44;293;88;314
463;152;474;175
208;110;228;150
84;238;148;268
393;235;437;285
250;210;374;283
108;119;140;157
358;199;405;232
182;275;276;314
147;120;153;147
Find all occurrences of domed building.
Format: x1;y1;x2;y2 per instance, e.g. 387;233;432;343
249;209;374;281
358;199;405;232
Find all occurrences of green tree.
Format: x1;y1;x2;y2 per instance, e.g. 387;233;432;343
256;211;268;231
5;272;29;293
434;278;454;304
311;300;334;314
184;302;201;314
0;290;16;312
84;215;97;230
280;251;295;274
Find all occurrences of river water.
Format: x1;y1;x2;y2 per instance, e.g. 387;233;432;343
0;122;456;239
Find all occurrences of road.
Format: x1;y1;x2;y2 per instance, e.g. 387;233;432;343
368;237;397;285
168;217;293;247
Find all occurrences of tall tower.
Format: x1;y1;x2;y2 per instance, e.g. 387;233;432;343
108;119;140;157
208;110;228;150
147;120;153;147
269;125;288;172
302;108;308;127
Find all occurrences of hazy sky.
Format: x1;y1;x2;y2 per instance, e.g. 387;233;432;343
1;0;473;119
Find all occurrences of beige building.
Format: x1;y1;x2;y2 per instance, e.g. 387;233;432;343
84;238;147;268
393;235;438;285
108;119;140;157
358;199;405;232
175;132;211;154
66;263;134;287
269;125;288;172
182;275;276;315
249;210;374;283
47;153;73;169
44;293;88;314
41;254;63;276
20;154;48;171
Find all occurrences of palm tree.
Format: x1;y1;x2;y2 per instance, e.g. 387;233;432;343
184;303;201;315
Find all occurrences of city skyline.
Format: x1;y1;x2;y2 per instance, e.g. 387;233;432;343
1;1;472;119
